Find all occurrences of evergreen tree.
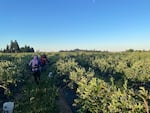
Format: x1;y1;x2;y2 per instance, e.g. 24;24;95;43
10;40;14;53
14;40;20;52
20;45;34;52
9;40;20;53
2;40;34;53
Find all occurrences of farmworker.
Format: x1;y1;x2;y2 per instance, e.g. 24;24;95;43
40;53;49;67
29;55;41;85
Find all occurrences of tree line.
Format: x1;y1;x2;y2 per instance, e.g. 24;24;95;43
0;40;34;53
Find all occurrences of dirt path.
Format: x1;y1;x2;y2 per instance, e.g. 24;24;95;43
56;88;73;113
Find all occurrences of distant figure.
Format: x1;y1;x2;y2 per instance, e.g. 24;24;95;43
29;55;41;85
40;53;49;67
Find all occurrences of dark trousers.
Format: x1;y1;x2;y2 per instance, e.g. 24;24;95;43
33;70;40;85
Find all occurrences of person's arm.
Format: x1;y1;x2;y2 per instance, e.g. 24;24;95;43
29;60;32;66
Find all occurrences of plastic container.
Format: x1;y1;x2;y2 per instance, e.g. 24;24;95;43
3;102;14;113
48;72;53;78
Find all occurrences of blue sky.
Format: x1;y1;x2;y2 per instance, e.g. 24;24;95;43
0;0;150;51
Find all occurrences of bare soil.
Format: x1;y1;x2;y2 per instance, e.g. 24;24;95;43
56;88;73;113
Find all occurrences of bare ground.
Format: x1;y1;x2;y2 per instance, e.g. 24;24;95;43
56;88;73;113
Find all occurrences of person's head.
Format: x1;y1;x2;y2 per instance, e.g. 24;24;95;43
33;55;38;60
41;53;46;57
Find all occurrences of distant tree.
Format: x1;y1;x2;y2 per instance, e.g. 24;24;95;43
14;40;20;52
126;49;134;52
9;40;20;53
6;45;9;51
2;40;34;53
20;45;34;52
24;45;28;52
10;40;14;52
30;47;34;52
5;45;10;53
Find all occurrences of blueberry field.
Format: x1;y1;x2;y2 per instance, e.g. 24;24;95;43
0;51;150;113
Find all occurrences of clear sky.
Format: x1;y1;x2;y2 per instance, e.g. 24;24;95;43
0;0;150;52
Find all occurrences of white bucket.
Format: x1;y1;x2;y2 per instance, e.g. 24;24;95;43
48;72;53;78
3;102;14;113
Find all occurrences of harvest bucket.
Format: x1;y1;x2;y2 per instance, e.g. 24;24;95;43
3;102;14;113
48;72;53;78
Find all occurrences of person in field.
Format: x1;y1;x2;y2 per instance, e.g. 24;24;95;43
29;55;41;85
40;53;49;68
